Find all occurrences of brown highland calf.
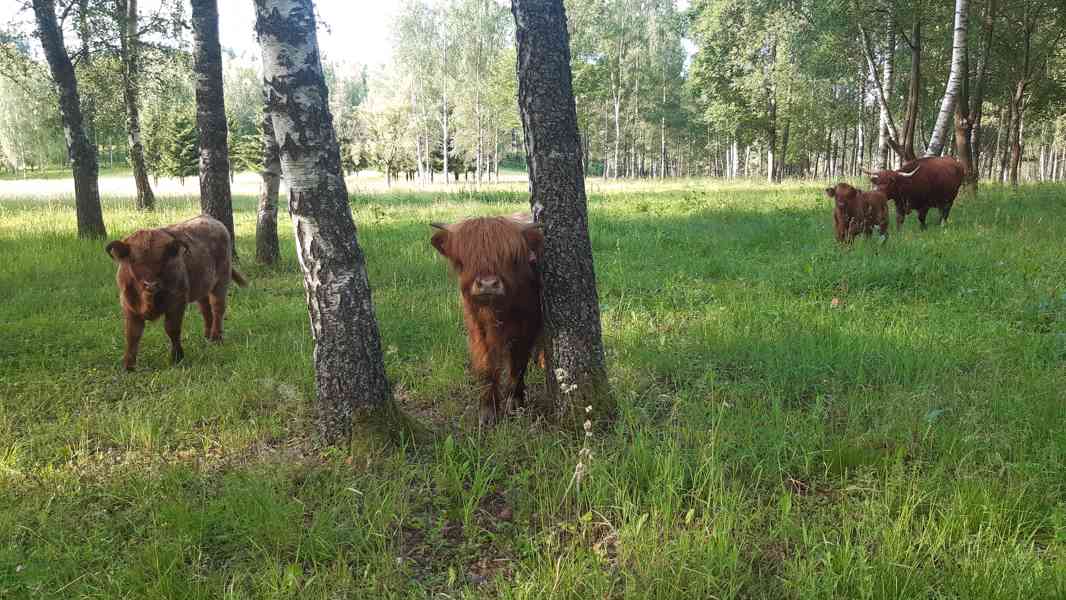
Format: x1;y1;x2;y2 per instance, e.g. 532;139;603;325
825;183;889;244
430;214;544;426
105;215;246;371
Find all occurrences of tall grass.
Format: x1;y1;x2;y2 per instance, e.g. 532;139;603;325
1;180;1064;598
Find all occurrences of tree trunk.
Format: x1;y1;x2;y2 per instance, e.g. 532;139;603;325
254;0;399;444
118;0;155;210
878;23;896;169
926;0;968;157
31;0;107;238
1008;85;1025;186
191;0;235;255
901;19;921;161
256;103;280;265
512;0;613;424
968;0;996;190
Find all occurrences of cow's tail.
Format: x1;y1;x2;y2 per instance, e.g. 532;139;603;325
231;269;248;287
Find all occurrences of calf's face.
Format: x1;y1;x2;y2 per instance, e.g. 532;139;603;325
106;231;188;307
431;217;543;307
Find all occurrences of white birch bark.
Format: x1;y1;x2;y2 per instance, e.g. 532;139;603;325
254;0;396;443
925;0;969;157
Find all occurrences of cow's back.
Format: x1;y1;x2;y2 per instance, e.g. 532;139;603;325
900;157;964;209
169;215;232;301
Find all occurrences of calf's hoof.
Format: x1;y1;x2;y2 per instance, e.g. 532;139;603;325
171;347;185;364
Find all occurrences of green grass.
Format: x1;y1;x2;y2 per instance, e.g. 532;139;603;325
1;180;1065;598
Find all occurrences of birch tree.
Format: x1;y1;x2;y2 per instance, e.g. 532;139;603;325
512;0;614;424
191;0;235;253
254;0;399;443
925;0;968;157
116;0;155;210
256;100;280;265
31;0;107;238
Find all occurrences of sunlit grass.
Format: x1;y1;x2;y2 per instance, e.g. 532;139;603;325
1;179;1064;598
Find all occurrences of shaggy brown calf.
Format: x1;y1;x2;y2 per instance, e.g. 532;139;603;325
867;156;964;230
430;215;544;426
825;183;889;243
105;215;246;371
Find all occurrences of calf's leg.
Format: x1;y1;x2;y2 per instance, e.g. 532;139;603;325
164;304;186;365
207;286;228;341
478;376;501;427
198;299;214;338
940;203;952;225
507;338;535;413
123;314;146;371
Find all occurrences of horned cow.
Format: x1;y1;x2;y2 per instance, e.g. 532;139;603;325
105;215;246;371
868;156;964;230
430;214;544;426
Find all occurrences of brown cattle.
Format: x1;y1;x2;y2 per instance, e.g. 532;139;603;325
825;183;889;243
868;156;964;230
430;215;544;426
105;215;247;371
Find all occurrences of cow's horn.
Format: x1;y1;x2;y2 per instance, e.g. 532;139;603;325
430;222;450;231
899;166;920;177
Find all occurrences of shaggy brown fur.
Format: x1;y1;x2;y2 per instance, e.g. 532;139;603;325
869;156;964;230
105;215;246;371
431;216;544;426
826;183;889;243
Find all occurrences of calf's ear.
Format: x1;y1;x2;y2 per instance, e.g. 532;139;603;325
106;241;130;260
429;225;450;258
824;187;835;198
523;226;544;262
163;239;188;260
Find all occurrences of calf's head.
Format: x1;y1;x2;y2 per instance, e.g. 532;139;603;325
825;183;859;212
106;229;188;308
430;217;544;307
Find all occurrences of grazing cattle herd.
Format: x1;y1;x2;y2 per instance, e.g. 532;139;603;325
105;157;967;425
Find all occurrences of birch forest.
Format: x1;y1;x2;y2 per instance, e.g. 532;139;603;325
2;0;1065;185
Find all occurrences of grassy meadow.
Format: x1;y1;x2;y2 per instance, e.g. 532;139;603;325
1;178;1065;598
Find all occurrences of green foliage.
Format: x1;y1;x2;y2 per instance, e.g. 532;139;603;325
2;181;1066;597
143;108;199;182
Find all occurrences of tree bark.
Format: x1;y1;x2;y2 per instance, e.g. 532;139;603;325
31;0;107;238
967;0;997;191
512;0;613;424
254;0;399;444
900;19;921;161
191;0;235;255
878;23;896;169
926;0;968;157
118;0;155;210
256;103;281;265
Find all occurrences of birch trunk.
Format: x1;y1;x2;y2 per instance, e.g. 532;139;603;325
512;0;613;424
256;103;281;265
118;0;155;210
31;0;107;238
878;25;896;169
254;0;398;443
926;0;968;157
191;0;235;256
